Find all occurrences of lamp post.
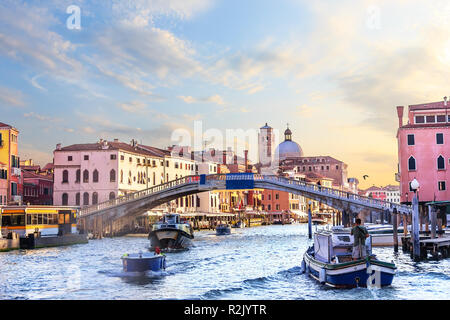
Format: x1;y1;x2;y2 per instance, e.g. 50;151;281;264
308;200;312;239
410;178;420;261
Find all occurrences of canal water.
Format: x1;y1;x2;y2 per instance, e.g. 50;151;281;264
0;224;449;300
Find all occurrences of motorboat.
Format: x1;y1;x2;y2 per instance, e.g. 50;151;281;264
216;224;231;236
302;229;396;288
148;213;194;251
121;251;166;272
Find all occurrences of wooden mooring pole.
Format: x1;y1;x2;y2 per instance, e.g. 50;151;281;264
393;208;398;253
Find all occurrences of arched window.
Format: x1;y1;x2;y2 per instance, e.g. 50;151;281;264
62;170;68;183
83;170;89;183
437;155;445;170
93;169;99;183
120;170;123;183
75;169;80;183
62;193;68;205
109;192;116;200
110;169;116;182
83;192;89;206
92;192;98;205
75;192;80;206
408;156;416;171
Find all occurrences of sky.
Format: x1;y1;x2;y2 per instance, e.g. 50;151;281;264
1;0;450;189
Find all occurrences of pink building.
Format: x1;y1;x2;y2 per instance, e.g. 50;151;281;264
396;99;450;205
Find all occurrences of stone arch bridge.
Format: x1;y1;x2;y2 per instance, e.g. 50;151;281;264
78;174;411;235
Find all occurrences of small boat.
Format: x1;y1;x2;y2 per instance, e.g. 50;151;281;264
216;224;231;236
232;221;246;228
121;251;166;272
148;213;194;251
302;229;396;288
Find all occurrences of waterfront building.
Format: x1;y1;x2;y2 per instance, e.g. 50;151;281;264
396;99;450;205
0;162;7;205
22;170;53;205
363;185;400;204
53;139;171;207
0;122;22;205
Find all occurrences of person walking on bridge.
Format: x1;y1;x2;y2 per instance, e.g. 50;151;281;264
351;218;369;260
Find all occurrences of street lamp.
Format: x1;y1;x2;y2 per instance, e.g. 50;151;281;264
410;178;420;261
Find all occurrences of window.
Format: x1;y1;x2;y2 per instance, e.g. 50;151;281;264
93;169;99;183
84;155;89;160
129;157;132;162
120;155;124;161
110;169;116;182
68;156;73;161
62;193;68;206
120;170;123;183
92;192;98;205
437;115;446;123
83;170;89;183
336;165;339;170
275;193;279;200
437;155;445;170
75;169;80;183
83;193;89;206
438;181;446;191
109;192;116;200
436;133;444;145
426;115;436;123
408;156;416;171
62;170;69;183
415;116;425;124
76;193;80;206
407;134;415;146
110;154;117;160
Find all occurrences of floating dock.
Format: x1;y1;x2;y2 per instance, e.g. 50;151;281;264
401;234;450;260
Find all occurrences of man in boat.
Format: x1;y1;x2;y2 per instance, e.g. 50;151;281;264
351;218;369;260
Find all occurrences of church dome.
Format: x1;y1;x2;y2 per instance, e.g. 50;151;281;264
274;125;303;160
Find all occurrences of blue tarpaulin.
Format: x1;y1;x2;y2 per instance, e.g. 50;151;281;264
225;173;254;190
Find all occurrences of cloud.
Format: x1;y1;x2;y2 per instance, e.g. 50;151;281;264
111;0;213;25
0;86;26;107
178;94;225;105
0;1;82;77
30;74;47;91
24;112;62;122
117;101;148;113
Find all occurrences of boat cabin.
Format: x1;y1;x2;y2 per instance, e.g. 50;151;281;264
313;229;373;264
161;213;181;225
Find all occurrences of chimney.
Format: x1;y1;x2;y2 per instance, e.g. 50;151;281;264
56;143;61;151
233;155;238;165
396;106;404;128
244;150;248;172
444;96;448;107
222;151;227;165
114;138;119;142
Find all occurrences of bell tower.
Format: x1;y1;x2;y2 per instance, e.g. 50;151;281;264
258;123;274;168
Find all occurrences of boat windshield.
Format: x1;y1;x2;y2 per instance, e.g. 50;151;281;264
163;214;179;224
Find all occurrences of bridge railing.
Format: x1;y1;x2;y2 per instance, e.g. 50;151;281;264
256;175;410;213
79;175;200;217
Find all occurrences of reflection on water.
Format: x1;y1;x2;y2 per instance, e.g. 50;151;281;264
0;224;449;300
